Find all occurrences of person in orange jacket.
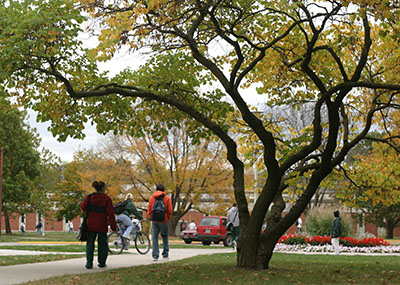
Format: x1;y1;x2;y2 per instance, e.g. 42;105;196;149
147;183;173;261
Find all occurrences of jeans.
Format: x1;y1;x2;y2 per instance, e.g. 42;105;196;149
86;231;108;268
116;214;134;237
152;222;169;259
331;237;340;255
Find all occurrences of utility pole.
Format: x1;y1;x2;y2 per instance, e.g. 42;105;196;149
0;147;3;235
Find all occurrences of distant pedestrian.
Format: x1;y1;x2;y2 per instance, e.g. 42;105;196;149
180;220;187;232
188;220;196;230
147;183;173;261
80;181;117;269
68;221;74;233
227;203;240;249
20;222;25;235
296;217;302;234
330;210;343;255
35;221;43;235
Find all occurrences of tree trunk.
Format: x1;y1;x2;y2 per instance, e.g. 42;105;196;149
386;221;394;239
237;229;280;269
4;211;11;234
169;214;180;236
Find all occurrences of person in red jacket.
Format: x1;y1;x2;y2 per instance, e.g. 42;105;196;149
147;183;173;261
80;181;117;269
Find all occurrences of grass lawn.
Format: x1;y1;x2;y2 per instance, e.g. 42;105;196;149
23;252;400;285
0;232;79;242
0;244;87;252
0;254;84;266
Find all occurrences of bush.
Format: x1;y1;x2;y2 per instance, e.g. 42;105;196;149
305;207;352;237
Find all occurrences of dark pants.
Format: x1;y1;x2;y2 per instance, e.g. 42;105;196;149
232;226;240;247
86;231;108;268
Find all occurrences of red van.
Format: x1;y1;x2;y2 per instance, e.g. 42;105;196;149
196;216;232;247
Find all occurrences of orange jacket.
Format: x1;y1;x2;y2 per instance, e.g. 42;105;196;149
147;190;173;223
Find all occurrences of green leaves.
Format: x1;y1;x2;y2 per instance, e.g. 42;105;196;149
0;92;42;216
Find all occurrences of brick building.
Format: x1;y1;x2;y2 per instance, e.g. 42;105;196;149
1;212;81;233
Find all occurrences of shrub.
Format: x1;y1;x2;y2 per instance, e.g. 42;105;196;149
304;207;352;237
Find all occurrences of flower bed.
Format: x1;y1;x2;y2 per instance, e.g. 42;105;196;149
275;234;400;254
274;243;400;254
278;234;389;247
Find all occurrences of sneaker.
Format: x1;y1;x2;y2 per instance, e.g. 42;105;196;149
85;265;93;269
122;234;131;240
153;257;158;261
163;256;169;260
98;264;107;268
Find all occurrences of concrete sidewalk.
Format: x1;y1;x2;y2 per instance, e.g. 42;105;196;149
0;248;233;285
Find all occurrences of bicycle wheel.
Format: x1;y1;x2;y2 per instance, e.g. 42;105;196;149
107;231;125;254
134;231;150;255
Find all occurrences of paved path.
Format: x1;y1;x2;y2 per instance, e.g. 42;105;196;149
0;247;233;285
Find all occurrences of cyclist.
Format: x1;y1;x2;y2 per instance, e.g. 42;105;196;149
116;193;143;240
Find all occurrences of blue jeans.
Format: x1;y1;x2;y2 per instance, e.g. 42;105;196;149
116;214;134;237
152;222;169;259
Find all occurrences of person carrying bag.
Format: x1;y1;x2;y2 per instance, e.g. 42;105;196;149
80;181;117;269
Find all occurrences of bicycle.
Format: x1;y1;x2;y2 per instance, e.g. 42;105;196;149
107;218;151;255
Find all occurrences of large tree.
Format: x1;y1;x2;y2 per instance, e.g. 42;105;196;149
0;93;41;234
102;125;234;234
2;0;400;268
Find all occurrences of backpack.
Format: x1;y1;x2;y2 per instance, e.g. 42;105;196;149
295;220;299;227
151;194;166;222
114;200;129;215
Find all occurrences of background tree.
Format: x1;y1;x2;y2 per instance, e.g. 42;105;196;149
29;149;62;223
3;1;400;268
53;149;129;221
336;142;400;239
0;93;41;234
102;124;234;234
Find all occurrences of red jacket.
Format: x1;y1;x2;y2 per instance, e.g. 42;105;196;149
80;192;117;233
147;191;173;223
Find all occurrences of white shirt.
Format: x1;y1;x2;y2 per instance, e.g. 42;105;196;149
297;218;302;228
188;222;196;230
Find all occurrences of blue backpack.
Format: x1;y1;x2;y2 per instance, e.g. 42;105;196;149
151;195;166;222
